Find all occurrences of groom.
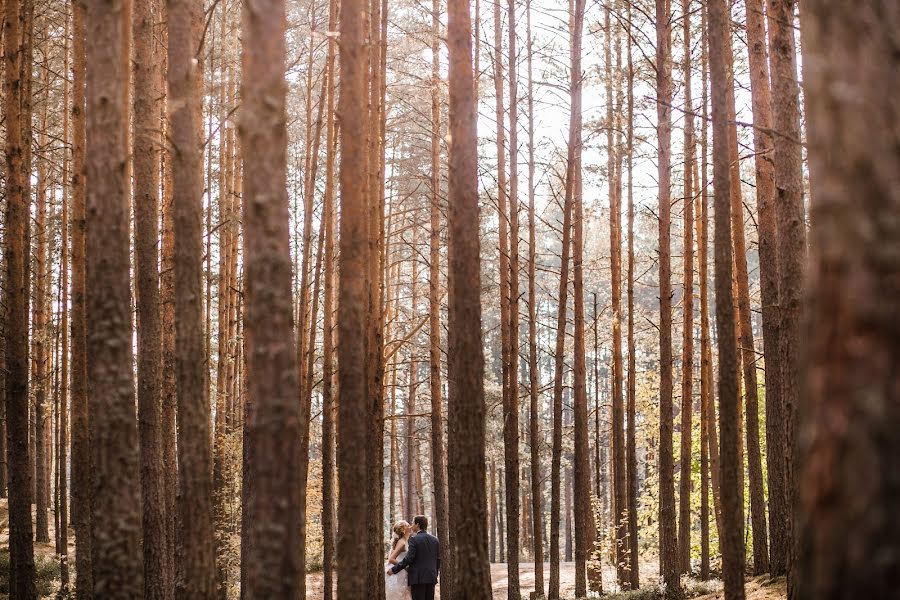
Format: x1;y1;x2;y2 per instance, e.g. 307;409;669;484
386;515;440;600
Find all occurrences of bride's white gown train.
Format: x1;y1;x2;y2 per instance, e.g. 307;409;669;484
385;550;413;600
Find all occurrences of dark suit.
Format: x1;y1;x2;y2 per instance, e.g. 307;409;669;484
391;530;440;600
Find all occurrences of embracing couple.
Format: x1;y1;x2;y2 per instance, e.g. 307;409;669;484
384;515;441;600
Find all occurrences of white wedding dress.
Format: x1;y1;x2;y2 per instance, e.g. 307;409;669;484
385;549;412;600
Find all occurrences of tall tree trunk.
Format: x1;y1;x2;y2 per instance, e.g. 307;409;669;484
238;0;304;593
134;0;169;596
738;0;777;577
506;0;522;593
446;0;493;589
321;0;338;595
697;34;712;576
365;0;387;591
767;0;805;585
569;0;592;593
4;0;38;592
160;16;179;583
698;1;722;535
33;75;50;545
57;18;71;588
548;68;575;600
337;0;371;589
797;3;899;596
724;38;769;574
708;0;745;596
625;0;639;587
85;0;143;591
70;0;92;592
525;1;543;583
677;0;695;576
741;0;783;577
168;0;216;593
428;0;451;591
655;0;678;595
606;3;627;589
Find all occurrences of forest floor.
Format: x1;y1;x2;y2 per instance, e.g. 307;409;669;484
1;500;787;600
305;563;788;599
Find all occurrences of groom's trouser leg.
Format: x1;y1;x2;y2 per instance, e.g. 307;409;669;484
410;584;435;600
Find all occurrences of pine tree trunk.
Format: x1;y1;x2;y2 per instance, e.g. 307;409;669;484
321;11;338;590
707;0;745;596
57;20;71;587
33;78;50;545
548;71;575;600
506;0;522;593
525;0;544;576
238;0;303;593
738;0;777;577
428;0;452;591
133;0;168;594
337;0;372;589
797;4;899;596
624;1;640;587
446;0;493;588
655;0;679;595
606;4;627;589
767;0;805;586
4;0;38;592
742;0;783;578
84;0;143;591
677;0;695;575
569;0;592;593
168;0;216;592
159;18;179;582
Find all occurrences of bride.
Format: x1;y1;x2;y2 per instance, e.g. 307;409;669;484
385;520;412;600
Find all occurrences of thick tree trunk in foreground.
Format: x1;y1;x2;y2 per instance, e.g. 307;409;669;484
655;0;678;595
4;0;38;593
797;3;899;597
134;0;169;595
85;0;143;592
168;0;216;593
708;0;745;596
446;0;493;591
238;0;303;593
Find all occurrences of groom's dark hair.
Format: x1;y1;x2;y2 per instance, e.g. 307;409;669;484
413;515;428;531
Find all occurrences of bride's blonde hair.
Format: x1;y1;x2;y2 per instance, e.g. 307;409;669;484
391;520;409;550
